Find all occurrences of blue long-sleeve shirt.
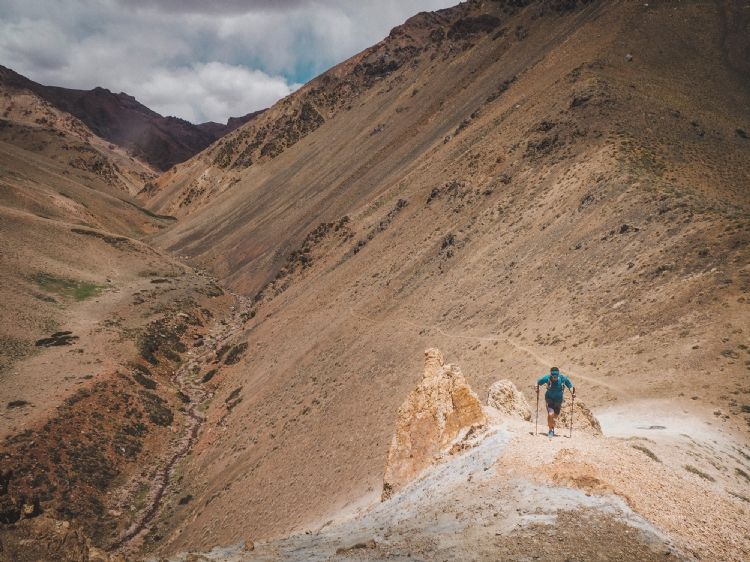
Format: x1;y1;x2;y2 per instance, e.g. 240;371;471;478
537;374;572;403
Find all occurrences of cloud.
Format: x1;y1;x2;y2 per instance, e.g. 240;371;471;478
138;62;301;124
0;18;71;71
0;0;456;123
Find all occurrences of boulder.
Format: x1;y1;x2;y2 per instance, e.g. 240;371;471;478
557;398;602;434
487;380;531;420
382;349;486;500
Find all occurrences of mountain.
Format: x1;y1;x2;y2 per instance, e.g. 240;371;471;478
139;0;750;557
2;0;750;561
0;63;239;557
0;64;265;172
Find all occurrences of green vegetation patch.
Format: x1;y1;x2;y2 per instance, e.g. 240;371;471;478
70;228;133;250
138;390;173;427
684;465;715;482
632;444;661;463
224;342;249;365
133;372;157;390
137;317;187;365
30;273;104;301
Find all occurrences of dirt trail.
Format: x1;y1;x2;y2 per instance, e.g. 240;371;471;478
111;293;251;554
348;307;632;398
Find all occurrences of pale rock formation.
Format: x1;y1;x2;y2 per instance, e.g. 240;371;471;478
382;349;487;500
557;398;602;434
487;380;532;421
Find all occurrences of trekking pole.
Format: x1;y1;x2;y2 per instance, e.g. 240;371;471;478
569;387;575;438
535;386;539;436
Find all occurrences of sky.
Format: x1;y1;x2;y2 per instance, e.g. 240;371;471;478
0;0;456;124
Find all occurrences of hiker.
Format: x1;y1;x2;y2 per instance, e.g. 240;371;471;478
534;367;575;437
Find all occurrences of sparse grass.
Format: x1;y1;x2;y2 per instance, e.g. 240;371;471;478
198;396;215;413
736;468;750;482
729;490;750;503
133;480;151;511
684;465;715;482
632;444;661;462
30;273;104;301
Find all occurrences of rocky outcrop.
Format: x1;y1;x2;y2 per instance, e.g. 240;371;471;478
382;349;487;500
557;399;602;435
487;380;532;421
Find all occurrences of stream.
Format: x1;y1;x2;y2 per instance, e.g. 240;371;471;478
108;293;250;553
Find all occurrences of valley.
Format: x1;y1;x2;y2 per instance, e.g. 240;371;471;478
1;1;749;561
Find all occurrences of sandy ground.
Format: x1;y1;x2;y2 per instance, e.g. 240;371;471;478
146;403;750;562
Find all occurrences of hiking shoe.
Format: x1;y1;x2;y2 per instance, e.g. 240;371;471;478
548;430;554;438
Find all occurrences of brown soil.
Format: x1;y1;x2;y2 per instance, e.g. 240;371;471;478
136;0;750;558
2;1;750;561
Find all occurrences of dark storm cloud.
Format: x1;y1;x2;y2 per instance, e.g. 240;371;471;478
0;0;456;123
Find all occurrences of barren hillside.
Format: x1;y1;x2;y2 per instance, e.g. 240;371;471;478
0;65;265;174
0;66;238;557
132;0;750;559
2;0;750;561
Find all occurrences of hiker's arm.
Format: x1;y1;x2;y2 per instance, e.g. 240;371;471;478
534;376;547;392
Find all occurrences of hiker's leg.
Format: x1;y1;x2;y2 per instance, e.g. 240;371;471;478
548;402;561;431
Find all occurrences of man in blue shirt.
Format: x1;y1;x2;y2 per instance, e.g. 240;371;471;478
534;367;575;437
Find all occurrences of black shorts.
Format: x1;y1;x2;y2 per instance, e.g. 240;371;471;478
546;399;562;416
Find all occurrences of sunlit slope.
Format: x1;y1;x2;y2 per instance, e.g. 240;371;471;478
144;0;750;556
0;113;237;555
0;122;176;381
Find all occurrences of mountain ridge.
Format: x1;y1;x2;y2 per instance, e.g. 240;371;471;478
1;1;750;560
0;64;265;172
131;0;750;557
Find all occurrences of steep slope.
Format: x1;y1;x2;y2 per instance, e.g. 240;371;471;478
134;1;750;559
0;71;239;556
0;65;264;172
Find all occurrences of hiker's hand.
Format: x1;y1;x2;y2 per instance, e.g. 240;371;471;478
572;393;577;398
534;384;539;392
